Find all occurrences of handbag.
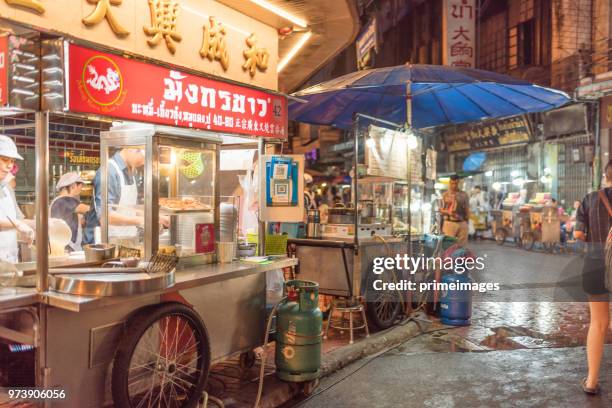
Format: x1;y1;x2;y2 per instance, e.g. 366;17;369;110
597;190;612;291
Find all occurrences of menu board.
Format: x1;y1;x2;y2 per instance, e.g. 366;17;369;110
366;125;422;183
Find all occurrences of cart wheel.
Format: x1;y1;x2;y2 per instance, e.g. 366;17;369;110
365;268;402;330
495;229;507;245
302;378;320;396
521;232;535;251
112;303;211;408
239;350;256;370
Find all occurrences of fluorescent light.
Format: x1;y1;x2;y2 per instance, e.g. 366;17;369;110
278;31;312;72
492;182;502;191
250;0;308;28
511;170;520;178
485;170;493;177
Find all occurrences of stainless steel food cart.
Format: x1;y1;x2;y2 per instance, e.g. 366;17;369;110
288;115;423;330
0;33;295;408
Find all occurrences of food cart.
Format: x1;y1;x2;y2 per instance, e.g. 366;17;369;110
0;28;296;408
288;116;424;330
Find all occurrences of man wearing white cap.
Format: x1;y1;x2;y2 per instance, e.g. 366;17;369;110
0;135;33;263
50;172;90;251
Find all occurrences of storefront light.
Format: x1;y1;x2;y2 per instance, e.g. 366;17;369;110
492;182;502;191
278;32;312;72
512;178;524;186
485;170;493;177
510;170;520;178
250;0;308;28
540;175;549;184
543;167;551;175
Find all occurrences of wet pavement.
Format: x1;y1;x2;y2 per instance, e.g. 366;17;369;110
295;346;612;408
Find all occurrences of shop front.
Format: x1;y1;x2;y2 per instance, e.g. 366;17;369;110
0;2;314;406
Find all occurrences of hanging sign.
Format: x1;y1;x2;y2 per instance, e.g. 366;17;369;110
443;0;476;68
67;43;288;138
356;17;377;70
442;117;532;153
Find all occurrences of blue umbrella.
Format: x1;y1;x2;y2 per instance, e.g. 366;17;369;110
289;64;571;129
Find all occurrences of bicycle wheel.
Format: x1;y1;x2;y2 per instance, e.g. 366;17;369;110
365;267;402;330
112;303;211;408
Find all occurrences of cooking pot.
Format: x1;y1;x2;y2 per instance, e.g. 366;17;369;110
328;204;356;225
84;244;116;262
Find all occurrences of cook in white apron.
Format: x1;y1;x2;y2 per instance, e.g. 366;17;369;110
108;158;139;240
0;183;19;263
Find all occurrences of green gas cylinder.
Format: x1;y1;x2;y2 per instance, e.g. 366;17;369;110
275;280;322;382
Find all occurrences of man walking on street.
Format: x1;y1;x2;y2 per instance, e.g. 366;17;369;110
440;175;470;247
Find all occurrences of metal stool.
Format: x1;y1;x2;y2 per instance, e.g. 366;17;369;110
324;298;369;345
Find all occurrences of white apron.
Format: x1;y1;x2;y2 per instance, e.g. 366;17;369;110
50;195;83;252
0;184;19;263
108;159;138;239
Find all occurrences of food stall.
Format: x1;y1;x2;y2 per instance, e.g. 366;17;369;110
288;117;424;330
0;4;297;405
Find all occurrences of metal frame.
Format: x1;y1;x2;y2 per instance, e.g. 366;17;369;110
99;126;221;263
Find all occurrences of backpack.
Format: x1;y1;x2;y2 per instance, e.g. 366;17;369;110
597;190;612;291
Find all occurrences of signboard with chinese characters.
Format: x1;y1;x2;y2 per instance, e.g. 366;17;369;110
67;44;288;138
442;0;475;68
0;0;278;90
442;117;532;153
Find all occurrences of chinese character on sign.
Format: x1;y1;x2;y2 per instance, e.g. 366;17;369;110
199;17;229;71
452;26;470;41
242;34;269;77
82;0;130;37
450;41;473;57
5;0;44;13
144;0;182;54
451;0;473;19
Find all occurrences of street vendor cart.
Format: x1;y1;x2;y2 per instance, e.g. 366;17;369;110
0;30;295;408
288;116;423;330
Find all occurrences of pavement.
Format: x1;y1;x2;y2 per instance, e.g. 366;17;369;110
293;346;612;408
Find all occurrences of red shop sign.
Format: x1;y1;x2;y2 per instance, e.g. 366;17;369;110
67;43;288;139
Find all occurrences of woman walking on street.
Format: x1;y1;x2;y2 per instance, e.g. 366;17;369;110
575;159;612;395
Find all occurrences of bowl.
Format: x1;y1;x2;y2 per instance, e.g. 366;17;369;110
84;244;116;262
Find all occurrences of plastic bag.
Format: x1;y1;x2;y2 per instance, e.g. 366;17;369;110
266;269;285;305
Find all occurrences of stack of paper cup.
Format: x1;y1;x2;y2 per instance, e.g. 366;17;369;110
216;241;236;263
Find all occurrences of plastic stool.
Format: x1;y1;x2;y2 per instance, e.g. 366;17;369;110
323;298;369;345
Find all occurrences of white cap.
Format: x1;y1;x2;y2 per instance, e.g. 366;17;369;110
56;172;84;191
304;173;313;184
0;135;23;160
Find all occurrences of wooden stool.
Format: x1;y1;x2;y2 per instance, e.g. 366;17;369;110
324;298;369;345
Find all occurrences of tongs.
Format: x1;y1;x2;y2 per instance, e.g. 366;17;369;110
49;252;179;276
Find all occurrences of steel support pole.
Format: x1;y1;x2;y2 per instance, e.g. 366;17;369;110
258;138;266;256
406;80;413;255
36;111;49;293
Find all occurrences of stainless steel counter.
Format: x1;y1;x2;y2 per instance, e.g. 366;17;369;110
0;287;38;309
43;257;297;312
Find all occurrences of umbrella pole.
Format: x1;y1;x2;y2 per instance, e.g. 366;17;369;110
406;81;412;255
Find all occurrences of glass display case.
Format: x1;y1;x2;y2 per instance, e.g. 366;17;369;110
100;124;221;265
